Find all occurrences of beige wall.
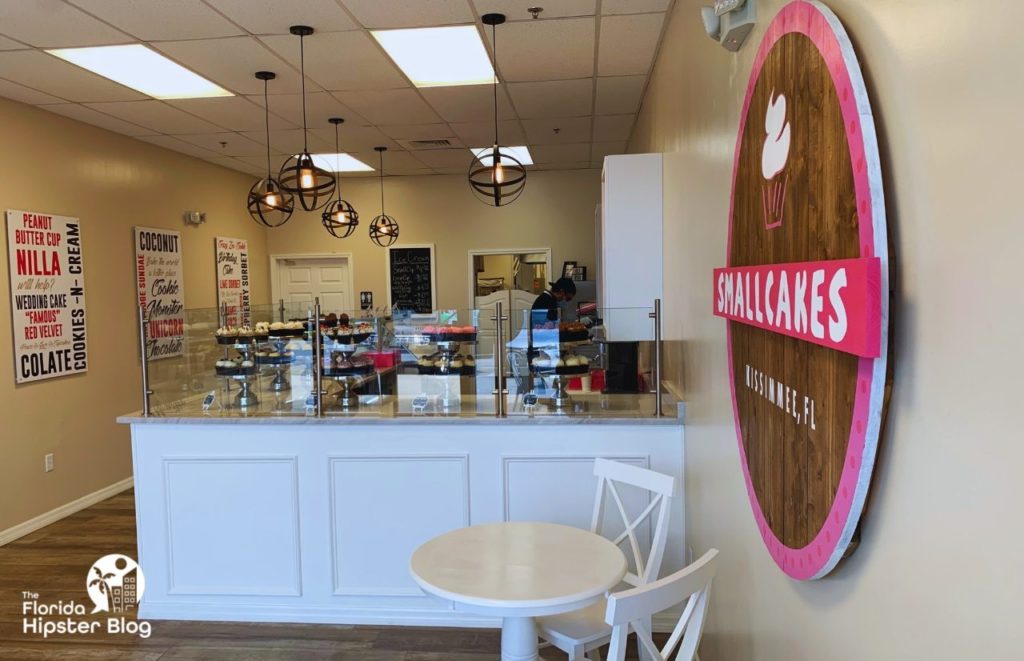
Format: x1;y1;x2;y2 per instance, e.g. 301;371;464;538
0;98;271;532
632;0;1021;658
263;169;599;312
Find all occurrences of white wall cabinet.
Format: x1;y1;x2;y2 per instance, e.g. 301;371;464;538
599;154;664;341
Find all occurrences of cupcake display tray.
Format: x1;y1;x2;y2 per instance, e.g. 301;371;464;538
323;363;375;377
531;364;590;376
416;365;477;376
216;334;268;345
215;365;257;377
255;354;294;366
424;332;478;343
321;331;372;345
269;328;306;338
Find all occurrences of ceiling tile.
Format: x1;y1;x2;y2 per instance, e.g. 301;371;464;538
204;0;358;35
0;78;64;105
490;18;595;82
247;92;364;130
533;161;593;171
472;1;597;20
591;141;628;162
531;143;591;163
83;100;226;134
136;134;221;159
333;89;441;126
166;96;296;132
0;35;29;50
602;0;671;14
449;119;525;147
0;0;131;47
152;37;308;96
419;85;514;123
507;79;592;119
347;149;423;172
411;149;474;169
173;132;269;157
308;124;401;152
39;102;153;136
377;124;452;140
341;0;474;28
239;128;333;155
202;155;259;175
595;75;646;115
66;0;245;40
521;116;591;144
0;50;146;102
260;30;406;92
593;114;635;142
597;13;664;76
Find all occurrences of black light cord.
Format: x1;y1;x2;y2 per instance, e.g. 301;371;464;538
263;77;272;178
492;21;498;145
378;150;385;215
300;33;308;152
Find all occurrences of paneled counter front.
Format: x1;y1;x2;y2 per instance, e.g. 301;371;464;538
120;302;683;626
118;413;685;627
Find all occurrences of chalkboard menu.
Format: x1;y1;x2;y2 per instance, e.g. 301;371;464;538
387;245;435;313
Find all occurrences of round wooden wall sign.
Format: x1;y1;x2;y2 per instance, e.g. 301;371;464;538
713;0;892;579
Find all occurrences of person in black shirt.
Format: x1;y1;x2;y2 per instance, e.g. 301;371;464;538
531;277;577;327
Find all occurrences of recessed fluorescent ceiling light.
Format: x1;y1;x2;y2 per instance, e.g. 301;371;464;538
47;44;231;99
310;153;374;172
471;146;534;166
372;26;494;88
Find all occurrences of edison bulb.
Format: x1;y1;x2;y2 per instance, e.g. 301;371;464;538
493;162;505;184
299;167;315;189
333;210;348;223
264;192;278;207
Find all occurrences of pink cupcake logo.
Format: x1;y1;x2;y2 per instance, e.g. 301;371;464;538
761;90;791;229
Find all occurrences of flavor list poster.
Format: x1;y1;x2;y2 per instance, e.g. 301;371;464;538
6;210;88;384
214;236;250;327
134;227;185;360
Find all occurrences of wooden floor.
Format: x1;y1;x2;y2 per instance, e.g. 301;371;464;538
0;489;654;660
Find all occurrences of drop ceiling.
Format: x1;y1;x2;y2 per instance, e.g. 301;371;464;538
0;0;673;177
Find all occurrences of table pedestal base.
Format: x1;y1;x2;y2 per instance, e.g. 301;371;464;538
502;616;539;661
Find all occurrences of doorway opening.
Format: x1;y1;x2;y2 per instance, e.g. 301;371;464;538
467;248;551;361
270;253;355;318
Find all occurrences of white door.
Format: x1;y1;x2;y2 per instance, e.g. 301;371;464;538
277;257;351;314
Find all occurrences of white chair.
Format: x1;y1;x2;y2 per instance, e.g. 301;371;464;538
537;458;677;660
604;549;718;661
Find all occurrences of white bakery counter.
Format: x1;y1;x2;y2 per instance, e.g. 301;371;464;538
117;413;685;627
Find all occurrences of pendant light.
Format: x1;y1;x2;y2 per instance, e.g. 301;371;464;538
321;118;359;238
278;25;335;211
247;71;294;227
369;147;399;247
467;13;526;207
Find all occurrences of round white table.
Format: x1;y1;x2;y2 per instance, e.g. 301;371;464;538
410;521;627;661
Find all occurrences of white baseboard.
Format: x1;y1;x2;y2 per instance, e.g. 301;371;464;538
139;601;684;633
0;477;134;547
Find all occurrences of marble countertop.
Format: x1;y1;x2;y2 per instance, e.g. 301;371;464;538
118;395;683;426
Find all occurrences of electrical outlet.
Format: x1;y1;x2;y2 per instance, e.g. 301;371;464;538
44;453;54;472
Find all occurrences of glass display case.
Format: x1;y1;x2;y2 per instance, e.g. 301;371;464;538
139;300;672;420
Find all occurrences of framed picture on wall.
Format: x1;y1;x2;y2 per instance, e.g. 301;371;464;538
561;261;577;279
571;266;587;281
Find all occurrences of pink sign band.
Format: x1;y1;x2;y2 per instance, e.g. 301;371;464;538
714;257;881;358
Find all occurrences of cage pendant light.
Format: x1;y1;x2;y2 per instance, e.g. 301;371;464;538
278;25;335;211
468;13;526;207
247;71;295;227
321;118;359;238
369;147;399;247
